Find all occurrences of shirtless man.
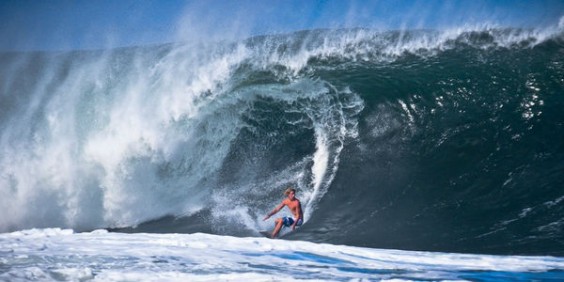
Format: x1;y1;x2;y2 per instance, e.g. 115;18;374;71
263;187;303;238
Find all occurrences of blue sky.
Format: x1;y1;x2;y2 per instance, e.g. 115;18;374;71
1;0;562;51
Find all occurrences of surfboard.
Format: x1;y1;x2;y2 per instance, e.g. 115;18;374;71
259;230;272;238
259;229;294;239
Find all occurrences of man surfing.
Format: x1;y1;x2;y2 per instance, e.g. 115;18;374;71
263;187;303;238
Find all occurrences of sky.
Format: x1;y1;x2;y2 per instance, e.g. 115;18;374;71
0;0;562;51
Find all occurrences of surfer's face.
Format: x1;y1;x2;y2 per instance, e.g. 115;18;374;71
287;191;295;200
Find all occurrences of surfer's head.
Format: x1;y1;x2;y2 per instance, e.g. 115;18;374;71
284;187;296;199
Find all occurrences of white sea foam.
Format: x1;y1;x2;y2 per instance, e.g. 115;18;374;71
0;228;563;281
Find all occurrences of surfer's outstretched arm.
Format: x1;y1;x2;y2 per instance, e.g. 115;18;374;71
263;202;285;220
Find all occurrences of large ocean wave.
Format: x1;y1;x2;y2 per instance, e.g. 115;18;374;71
1;26;563;255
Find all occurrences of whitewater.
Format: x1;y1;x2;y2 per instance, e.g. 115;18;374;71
1;21;564;280
1;228;563;281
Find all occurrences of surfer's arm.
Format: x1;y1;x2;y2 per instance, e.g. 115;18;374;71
263;202;285;220
290;216;300;230
291;202;303;230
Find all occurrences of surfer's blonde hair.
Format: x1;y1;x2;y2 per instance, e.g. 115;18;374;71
284;187;296;195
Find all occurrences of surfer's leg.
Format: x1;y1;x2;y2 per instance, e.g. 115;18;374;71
272;218;284;238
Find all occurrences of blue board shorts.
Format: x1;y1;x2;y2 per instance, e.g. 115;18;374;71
282;216;303;227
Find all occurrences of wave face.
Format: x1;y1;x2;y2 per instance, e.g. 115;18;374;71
1;27;563;255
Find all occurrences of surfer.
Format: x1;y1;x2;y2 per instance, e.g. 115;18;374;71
263;187;303;238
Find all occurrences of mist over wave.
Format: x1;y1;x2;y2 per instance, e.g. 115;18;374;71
1;26;563;254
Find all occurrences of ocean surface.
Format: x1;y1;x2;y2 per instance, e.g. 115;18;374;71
2;228;564;281
1;26;564;280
